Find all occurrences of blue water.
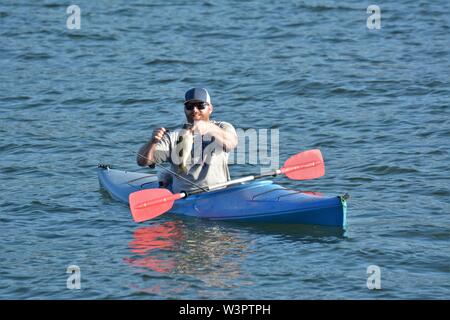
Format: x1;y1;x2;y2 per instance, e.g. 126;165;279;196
1;0;449;299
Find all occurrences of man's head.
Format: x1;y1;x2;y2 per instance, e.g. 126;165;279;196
184;88;213;123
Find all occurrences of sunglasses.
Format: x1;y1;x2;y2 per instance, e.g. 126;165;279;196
184;102;208;111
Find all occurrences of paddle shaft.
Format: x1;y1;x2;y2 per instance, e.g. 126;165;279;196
132;170;278;210
187;161;321;195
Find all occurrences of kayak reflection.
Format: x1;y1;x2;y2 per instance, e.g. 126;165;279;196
124;218;347;297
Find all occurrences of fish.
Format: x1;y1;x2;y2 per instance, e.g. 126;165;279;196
176;126;194;174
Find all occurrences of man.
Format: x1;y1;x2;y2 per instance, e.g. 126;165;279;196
137;88;238;193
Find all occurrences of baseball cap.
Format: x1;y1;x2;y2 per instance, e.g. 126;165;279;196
184;88;211;104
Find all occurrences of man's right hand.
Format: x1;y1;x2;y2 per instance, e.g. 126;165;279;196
151;128;167;143
137;127;167;166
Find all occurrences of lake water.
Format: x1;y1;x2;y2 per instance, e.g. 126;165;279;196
1;0;449;299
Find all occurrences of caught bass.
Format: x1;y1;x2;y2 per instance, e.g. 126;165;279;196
176;125;194;174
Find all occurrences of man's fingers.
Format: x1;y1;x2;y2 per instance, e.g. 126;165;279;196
158;128;167;136
152;127;167;142
193;121;208;135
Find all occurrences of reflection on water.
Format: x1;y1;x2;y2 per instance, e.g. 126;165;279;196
124;218;347;296
124;221;183;273
124;219;251;295
227;222;348;243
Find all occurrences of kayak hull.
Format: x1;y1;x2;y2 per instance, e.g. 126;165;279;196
97;166;347;228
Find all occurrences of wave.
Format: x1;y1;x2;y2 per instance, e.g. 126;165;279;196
144;58;198;66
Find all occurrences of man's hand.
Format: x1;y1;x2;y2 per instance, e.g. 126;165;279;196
192;121;238;151
151;127;167;143
137;127;167;166
192;121;212;135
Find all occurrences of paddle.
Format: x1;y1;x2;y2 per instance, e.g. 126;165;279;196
129;149;325;223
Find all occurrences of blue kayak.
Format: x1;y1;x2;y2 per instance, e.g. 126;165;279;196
97;166;348;228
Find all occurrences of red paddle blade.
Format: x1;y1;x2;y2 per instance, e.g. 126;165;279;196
129;189;183;223
280;149;325;180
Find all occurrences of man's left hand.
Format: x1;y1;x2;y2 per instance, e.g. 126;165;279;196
192;120;212;135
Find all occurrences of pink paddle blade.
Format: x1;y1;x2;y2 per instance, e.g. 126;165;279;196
129;189;183;223
280;149;325;180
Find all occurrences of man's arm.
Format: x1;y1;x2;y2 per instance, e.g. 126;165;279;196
137;127;168;166
137;140;157;166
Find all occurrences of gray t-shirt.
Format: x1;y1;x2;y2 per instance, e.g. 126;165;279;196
153;121;237;193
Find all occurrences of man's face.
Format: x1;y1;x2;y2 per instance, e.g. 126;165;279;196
184;101;212;123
